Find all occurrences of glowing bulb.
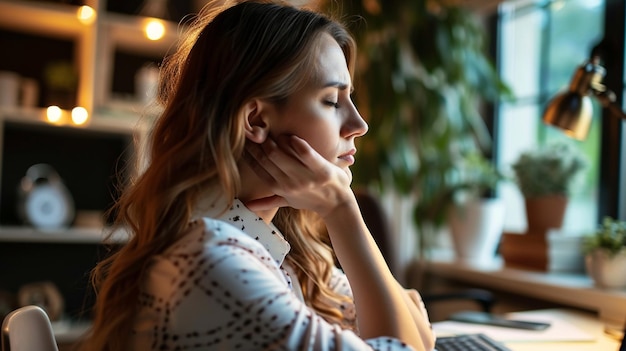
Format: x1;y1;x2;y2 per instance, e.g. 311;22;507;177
46;106;62;123
71;106;89;125
77;6;96;25
144;19;165;41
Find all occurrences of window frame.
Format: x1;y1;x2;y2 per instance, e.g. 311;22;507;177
597;0;625;221
489;0;625;226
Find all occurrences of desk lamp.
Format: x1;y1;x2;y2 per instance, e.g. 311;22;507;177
543;54;626;140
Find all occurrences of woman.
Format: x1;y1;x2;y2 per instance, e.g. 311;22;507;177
80;1;435;350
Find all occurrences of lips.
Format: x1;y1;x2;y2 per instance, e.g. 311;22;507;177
338;149;356;165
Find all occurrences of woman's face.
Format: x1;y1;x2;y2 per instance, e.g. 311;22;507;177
268;33;368;172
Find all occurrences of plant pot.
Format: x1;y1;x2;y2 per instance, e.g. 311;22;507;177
585;248;626;289
449;198;505;266
525;195;568;234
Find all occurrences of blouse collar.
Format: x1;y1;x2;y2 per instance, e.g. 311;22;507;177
194;195;291;265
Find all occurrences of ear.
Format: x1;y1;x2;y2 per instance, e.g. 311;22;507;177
243;99;271;143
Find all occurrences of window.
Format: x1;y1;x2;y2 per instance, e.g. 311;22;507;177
495;0;607;234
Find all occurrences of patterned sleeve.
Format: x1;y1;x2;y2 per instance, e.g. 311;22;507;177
327;267;418;351
328;266;357;329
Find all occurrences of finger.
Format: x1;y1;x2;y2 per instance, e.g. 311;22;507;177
274;135;337;184
265;135;311;175
245;139;312;196
244;140;288;185
254;136;325;190
244;195;288;212
244;146;271;180
278;135;327;169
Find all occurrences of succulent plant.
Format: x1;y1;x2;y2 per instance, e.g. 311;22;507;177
511;142;587;198
582;216;626;257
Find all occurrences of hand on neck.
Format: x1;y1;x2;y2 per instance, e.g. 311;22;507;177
237;160;280;223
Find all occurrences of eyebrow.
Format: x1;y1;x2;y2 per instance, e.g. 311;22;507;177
323;81;354;94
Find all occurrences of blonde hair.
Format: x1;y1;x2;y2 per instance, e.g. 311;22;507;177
80;1;357;350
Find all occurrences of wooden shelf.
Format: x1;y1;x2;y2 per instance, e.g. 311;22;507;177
0;1;86;38
0;226;127;243
103;12;180;55
0;107;143;134
417;256;626;328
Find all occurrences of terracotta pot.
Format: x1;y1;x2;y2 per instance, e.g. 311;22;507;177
585;249;626;288
524;195;568;235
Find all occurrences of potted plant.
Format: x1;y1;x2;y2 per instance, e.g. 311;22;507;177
511;141;587;234
446;151;508;265
319;1;512;264
582;217;626;288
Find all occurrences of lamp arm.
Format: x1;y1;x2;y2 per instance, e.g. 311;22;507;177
593;89;626;120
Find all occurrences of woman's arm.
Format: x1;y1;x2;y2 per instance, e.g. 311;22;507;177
322;201;435;351
244;135;435;351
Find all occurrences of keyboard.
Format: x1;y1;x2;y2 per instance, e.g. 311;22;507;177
435;333;512;351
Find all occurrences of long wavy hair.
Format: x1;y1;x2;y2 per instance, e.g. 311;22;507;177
80;1;357;350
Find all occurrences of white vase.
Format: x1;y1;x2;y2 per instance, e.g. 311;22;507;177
449;198;506;266
585;249;626;289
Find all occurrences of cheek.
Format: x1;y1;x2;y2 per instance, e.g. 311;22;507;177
300;125;338;161
274;106;340;161
277;122;336;159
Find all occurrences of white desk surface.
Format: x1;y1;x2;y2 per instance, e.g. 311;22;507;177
55;308;621;349
433;308;621;351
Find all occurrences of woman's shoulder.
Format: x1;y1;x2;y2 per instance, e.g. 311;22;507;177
147;217;286;285
169;217;262;254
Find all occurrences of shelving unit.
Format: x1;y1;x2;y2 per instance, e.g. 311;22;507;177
0;4;180;337
0;0;177;238
0;0;179;116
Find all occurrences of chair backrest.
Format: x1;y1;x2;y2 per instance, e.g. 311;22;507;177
1;305;59;351
354;188;397;274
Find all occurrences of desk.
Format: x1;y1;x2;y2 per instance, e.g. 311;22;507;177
417;257;626;328
433;308;621;351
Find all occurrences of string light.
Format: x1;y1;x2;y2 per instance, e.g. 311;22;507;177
77;5;96;25
144;19;165;41
46;106;63;123
71;106;89;125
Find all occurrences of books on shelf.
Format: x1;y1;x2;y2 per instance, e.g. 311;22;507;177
500;231;548;271
500;230;585;273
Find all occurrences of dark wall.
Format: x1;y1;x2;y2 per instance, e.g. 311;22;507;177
0;242;115;321
0;120;133;226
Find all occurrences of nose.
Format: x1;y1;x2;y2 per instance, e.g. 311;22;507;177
342;103;368;138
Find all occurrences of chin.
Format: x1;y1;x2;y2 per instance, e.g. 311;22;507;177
344;168;353;183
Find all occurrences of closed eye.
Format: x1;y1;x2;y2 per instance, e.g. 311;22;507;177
324;100;340;108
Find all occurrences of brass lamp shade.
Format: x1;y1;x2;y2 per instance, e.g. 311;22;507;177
543;57;626;140
543;91;593;141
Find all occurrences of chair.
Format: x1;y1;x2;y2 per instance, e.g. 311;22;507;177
1;305;59;351
354;188;496;317
354;187;398;274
